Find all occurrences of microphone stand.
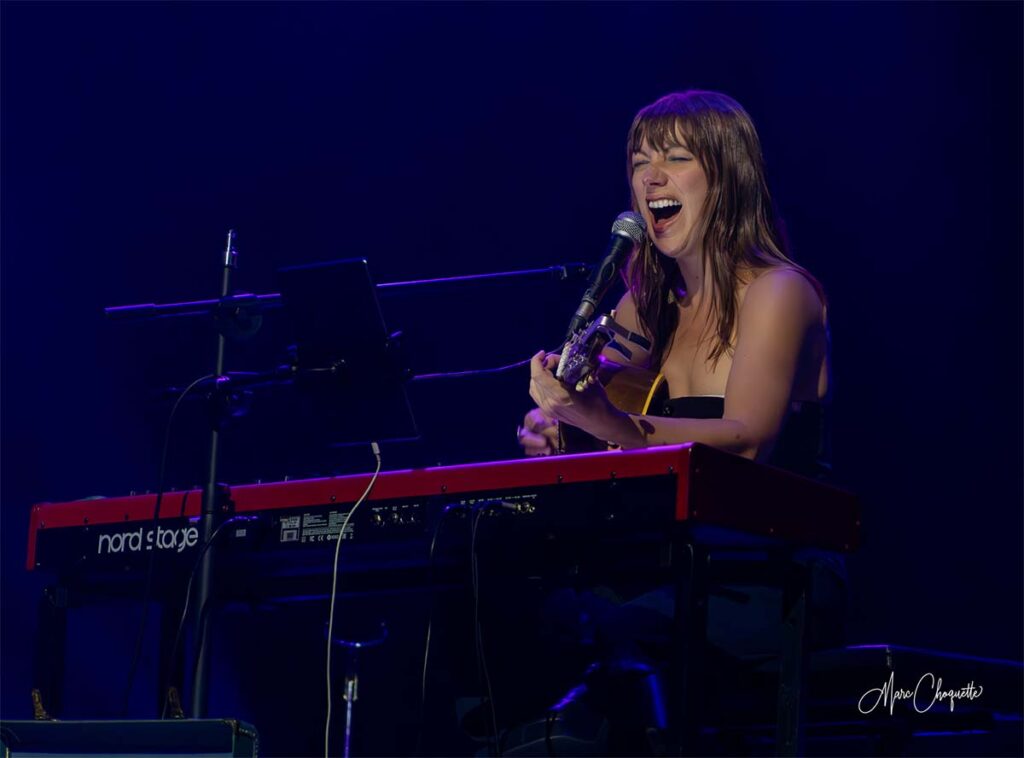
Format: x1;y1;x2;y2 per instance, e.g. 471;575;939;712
103;257;591;720
190;230;238;719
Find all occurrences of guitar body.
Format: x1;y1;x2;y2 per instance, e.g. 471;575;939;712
558;360;668;453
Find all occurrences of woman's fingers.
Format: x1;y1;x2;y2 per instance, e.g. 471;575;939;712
519;404;560;456
518;420;557;456
524;406;555;433
529;350;548;378
520;431;553;455
529;349;573;415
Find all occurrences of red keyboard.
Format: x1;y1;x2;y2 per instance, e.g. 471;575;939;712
27;444;859;575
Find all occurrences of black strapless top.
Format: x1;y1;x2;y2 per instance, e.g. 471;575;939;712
657;396;831;482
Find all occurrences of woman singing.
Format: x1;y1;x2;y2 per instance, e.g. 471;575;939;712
522;90;830;480
506;91;843;754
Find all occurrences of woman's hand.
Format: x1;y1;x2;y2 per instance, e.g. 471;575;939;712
517;407;559;456
528;350;628;442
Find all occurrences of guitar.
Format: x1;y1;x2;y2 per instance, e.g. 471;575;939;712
553;314;667;453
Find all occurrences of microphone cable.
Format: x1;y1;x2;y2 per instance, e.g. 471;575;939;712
159;513;257;719
122;372;214;717
471;500;522;757
324;441;382;758
413;503;468;756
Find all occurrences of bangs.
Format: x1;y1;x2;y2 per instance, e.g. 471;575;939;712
628;90;744;159
630;114;695;155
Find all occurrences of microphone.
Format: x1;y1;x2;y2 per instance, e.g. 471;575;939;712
562;211;646;344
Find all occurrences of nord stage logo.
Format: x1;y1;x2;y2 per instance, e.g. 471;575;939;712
97;524;199;555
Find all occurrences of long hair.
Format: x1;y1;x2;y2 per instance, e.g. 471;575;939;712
626;90;818;367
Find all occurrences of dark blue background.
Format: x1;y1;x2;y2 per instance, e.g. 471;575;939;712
2;0;1021;739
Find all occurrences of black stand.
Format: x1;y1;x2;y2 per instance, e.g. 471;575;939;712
666;541;813;757
668;535;711;756
101;254;587;721
775;563;811;756
190;230;238;719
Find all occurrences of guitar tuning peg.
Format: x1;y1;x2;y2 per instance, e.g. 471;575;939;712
575;373;598;392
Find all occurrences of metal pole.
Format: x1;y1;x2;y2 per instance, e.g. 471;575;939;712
190;230;237;719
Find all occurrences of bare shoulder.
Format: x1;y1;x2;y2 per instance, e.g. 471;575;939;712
741;266;825;327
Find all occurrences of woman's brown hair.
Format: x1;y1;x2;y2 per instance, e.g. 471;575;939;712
626;90;820;368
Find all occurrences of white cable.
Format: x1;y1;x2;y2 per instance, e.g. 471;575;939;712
325;441;382;758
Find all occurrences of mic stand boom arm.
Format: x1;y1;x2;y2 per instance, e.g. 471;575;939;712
103;264;590;323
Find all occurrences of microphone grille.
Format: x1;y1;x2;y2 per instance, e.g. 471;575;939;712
611;211;647;244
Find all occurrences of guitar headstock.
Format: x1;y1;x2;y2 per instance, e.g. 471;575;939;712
555;314;652;389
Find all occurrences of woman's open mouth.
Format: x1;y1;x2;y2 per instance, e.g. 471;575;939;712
648;198;682;233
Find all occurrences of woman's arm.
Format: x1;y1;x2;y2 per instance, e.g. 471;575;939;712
530;269;824;460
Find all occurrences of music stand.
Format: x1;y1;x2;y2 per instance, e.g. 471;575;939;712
276;258;419;447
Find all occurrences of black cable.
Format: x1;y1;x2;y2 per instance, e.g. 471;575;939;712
177;488;192;518
160;514;254;719
122;373;214;717
545;710;558;757
411;358;531;383
413;503;467;756
472;501;510;757
409;345;564;384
